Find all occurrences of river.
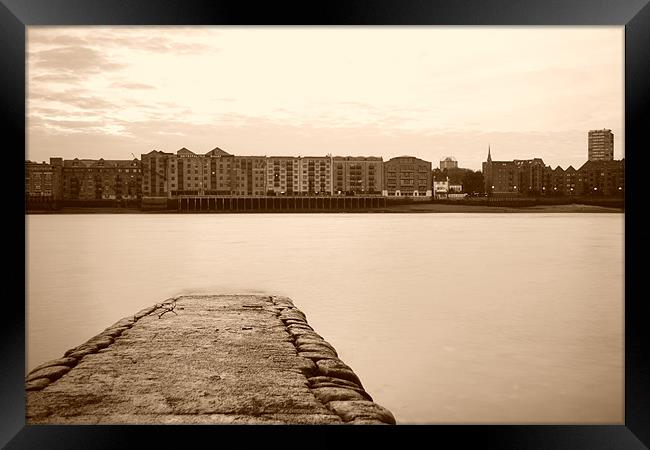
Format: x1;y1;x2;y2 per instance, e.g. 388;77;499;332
26;213;624;424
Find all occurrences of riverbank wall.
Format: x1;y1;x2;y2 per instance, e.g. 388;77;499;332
26;295;396;425
26;195;624;213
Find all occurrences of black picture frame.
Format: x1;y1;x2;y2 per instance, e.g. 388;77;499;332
4;0;648;448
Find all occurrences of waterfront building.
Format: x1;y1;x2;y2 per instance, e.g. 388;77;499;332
332;156;382;196
564;166;579;195
513;158;546;195
266;156;301;195
172;147;209;195
383;156;432;197
205;147;234;195
449;183;463;193
588;129;614;161
25;158;64;201
440;156;458;170
433;179;449;199
543;165;579;196
25;161;55;199
577;159;625;196
298;156;332;195
482;143;624;197
482;147;546;195
225;155;267;196
263;155;333;196
60;158;141;200
144;147;267;197
482;147;519;195
29;140;627;204
141;150;175;197
49;157;64;200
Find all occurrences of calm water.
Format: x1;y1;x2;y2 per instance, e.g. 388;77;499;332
26;213;624;424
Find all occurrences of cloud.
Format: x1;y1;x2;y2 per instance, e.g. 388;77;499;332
29;73;84;83
110;82;156;90
28;33;88;47
31;46;126;74
73;33;214;55
25;27;622;170
27;115;124;137
27;110;615;172
30;90;120;111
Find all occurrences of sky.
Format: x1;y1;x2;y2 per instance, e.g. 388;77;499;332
27;26;624;171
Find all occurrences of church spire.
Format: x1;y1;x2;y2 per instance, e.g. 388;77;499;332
487;144;492;162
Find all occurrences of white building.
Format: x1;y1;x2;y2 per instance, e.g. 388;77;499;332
433;179;449;199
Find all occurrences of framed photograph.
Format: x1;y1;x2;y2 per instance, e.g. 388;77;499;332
5;0;648;448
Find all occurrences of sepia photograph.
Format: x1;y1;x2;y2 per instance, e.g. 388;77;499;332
23;25;625;427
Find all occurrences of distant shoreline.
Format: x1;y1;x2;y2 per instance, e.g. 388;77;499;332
372;203;623;214
26;203;623;214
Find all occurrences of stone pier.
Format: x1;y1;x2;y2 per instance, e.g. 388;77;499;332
26;295;396;425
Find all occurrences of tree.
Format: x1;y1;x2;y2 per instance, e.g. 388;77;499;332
461;170;485;195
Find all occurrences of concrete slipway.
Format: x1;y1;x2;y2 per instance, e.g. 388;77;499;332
26;294;396;425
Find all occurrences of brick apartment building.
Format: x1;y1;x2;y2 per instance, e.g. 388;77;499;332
332;156;382;196
483;146;624;197
383;156;432;197
61;158;141;200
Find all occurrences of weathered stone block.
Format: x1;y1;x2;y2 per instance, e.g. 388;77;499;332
26;378;51;391
66;348;97;360
286;321;313;328
326;400;396;424
293;335;330;347
282;318;307;326
29;357;79;374
280;312;306;322
110;318;135;329
308;381;372;401
26;365;71;382
295;338;336;353
71;343;100;354
101;328;128;339
311;387;367;403
307;376;360;389
349;418;388;425
315;359;362;387
297;351;338;361
32;356;78;371
134;307;156;319
87;337;114;349
296;343;337;356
